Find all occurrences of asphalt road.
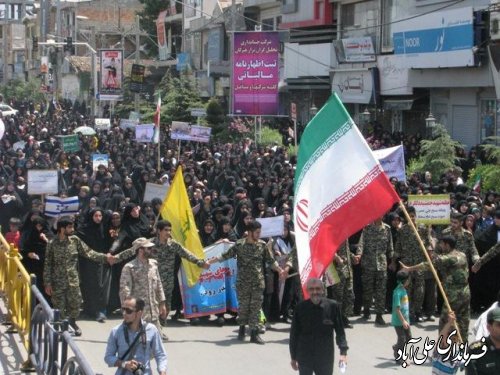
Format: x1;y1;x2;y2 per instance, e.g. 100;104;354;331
71;312;478;375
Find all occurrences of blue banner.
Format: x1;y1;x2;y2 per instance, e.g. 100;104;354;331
179;242;239;318
394;24;473;55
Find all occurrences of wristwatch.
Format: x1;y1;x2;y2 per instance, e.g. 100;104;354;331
121;361;127;369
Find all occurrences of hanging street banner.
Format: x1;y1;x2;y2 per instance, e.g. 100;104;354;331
408;194;451;225
372;145;406;182
156;10;169;61
130;64;146;93
59;134;80;153
179;242;238;318
232;31;279;115
99;49;123;100
45;196;79;217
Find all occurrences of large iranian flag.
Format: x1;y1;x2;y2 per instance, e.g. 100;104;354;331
294;94;399;285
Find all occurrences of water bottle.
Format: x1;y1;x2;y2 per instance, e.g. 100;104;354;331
339;361;346;373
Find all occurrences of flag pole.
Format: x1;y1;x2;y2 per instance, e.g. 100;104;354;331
397;201;463;343
157;127;161;173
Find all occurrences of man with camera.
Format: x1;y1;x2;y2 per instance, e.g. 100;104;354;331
104;296;168;375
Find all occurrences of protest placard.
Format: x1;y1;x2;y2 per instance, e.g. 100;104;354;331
408;194;451;225
143;182;169;202
135;124;155;142
179;242;238;318
95;118;111;131
92;153;109;171
372;145;406;182
256;215;285;238
28;170;59;195
60;134;80;153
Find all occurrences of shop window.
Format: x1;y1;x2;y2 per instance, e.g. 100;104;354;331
262;18;274;31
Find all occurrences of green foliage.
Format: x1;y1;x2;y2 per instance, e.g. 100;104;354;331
260;126;282;146
467;164;500;192
407;123;462;182
206;97;226;127
136;0;165;57
478;137;500;164
406;158;425;178
287;144;298;158
1;78;46;103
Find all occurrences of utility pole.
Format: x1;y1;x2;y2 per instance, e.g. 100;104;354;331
134;15;140;112
91;26;97;117
3;0;9;84
229;0;235;115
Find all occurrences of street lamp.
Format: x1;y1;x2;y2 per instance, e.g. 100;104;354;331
360;107;371;133
310;103;318;118
425;112;436;138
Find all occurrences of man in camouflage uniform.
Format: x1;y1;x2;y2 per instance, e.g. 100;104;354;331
117;220;209;327
328;241;355;328
472;242;500;274
393;206;433;324
356;217;393;325
119;237;167;340
442;213;480;265
400;235;470;342
44;216;114;336
208;221;284;344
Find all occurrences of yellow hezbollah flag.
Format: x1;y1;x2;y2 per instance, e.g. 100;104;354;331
159;166;204;286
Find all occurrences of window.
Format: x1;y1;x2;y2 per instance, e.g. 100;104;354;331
381;0;411;51
262;18;274;31
480;100;500;141
341;1;379;44
281;0;298;14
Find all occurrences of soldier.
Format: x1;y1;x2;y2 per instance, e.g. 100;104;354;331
328;241;356;328
442;213;480;265
208;221;284;344
119;237;167;340
116;220;209;327
392;206;433;324
356;217;393;325
400;235;470;342
471;242;500;274
466;306;500;375
44;216;115;336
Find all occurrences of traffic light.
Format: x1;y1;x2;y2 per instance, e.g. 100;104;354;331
64;37;74;54
32;36;38;52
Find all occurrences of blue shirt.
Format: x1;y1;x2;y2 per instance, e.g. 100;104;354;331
104;320;168;375
392;283;409;327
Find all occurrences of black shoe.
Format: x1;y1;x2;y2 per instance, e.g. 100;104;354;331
343;317;353;329
68;319;82;336
237;325;246;341
190;318;200;326
362;309;371;320
250;329;265;345
171;311;182;321
216;317;225;327
425;315;435;322
375;314;386;326
96;312;106;323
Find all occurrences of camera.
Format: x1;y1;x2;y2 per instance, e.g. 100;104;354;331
133;363;145;375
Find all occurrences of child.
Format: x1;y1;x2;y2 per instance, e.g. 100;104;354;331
432;311;461;374
392;270;411;363
5;217;21;249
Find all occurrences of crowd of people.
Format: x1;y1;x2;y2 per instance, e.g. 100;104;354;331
1;97;500;372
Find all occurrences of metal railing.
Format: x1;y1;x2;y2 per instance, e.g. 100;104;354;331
0;233;98;375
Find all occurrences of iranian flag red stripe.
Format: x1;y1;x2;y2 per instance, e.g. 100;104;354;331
294;94;399;287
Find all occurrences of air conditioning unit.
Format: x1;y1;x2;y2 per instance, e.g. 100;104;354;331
490;12;500;40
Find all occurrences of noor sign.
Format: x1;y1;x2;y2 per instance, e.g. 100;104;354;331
232;32;279;115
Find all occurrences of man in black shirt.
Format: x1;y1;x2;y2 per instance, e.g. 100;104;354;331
290;278;348;375
466;306;500;375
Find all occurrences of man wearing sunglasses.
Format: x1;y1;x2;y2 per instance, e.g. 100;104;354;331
104;296;168;375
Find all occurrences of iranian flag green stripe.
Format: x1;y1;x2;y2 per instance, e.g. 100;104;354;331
294;94;399;287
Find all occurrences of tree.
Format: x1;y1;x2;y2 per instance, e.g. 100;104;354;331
467;137;500;192
407;123;462;182
1;78;46;103
137;0;165;57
